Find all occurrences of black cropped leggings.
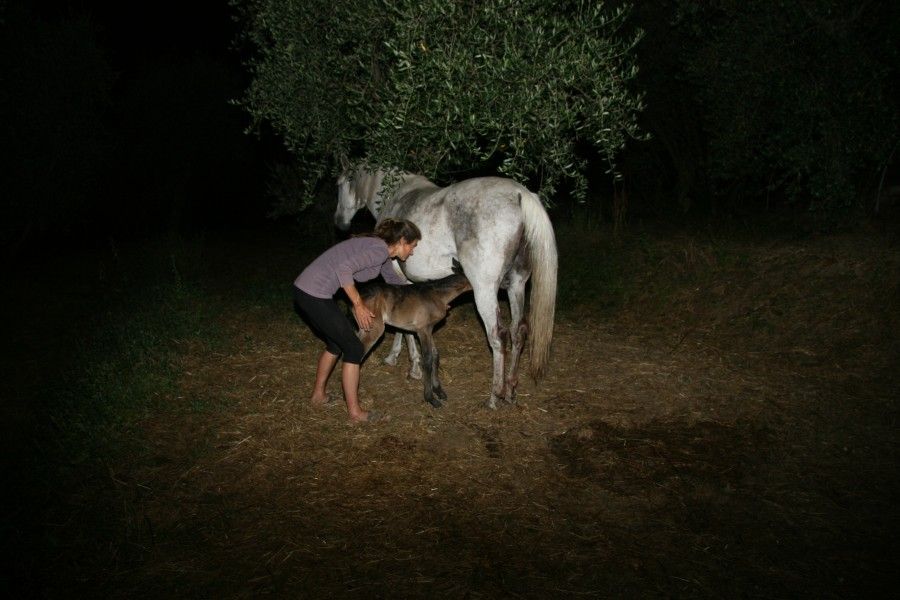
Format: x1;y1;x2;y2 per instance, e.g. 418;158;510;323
293;287;365;364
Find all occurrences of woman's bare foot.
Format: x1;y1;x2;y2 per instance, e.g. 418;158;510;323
348;408;369;422
348;409;388;424
310;391;331;406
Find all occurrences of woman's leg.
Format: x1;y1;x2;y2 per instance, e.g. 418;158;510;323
341;362;367;422
311;349;339;405
295;288;371;421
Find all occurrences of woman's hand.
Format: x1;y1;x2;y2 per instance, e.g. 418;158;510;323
342;283;374;331
353;302;375;331
343;283;375;331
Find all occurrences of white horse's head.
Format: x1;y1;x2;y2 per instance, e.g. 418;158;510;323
334;170;366;231
335;166;392;230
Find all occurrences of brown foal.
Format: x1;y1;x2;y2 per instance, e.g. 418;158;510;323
358;262;472;407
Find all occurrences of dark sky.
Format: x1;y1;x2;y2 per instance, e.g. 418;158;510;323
38;0;237;70
3;0;274;237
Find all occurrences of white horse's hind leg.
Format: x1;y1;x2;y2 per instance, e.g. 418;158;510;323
504;271;529;404
382;332;422;379
472;284;507;409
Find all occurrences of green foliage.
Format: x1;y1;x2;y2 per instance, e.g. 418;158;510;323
673;0;898;217
37;237;221;460
233;0;644;208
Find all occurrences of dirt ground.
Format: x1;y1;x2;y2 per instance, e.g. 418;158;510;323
37;231;900;598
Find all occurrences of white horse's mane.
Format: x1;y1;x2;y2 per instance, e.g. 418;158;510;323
345;167;434;216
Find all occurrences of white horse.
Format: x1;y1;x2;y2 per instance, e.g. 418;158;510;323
335;167;558;408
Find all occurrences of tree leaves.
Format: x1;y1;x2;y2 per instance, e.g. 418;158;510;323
233;0;644;207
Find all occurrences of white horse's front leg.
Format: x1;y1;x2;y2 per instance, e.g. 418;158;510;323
383;332;404;366
382;332;422;380
405;333;422;380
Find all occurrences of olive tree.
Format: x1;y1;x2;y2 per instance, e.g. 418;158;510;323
232;0;644;212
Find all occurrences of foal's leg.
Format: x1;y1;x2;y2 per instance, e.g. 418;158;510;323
503;270;529;404
417;328;445;408
358;315;386;359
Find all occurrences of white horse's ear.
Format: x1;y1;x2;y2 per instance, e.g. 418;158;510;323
338;154;351;174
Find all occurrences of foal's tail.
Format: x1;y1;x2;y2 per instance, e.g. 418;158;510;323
520;191;558;379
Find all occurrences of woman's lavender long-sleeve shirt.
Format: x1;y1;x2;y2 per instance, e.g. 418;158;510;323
294;237;407;298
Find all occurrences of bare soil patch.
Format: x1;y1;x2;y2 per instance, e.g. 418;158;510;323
39;232;899;598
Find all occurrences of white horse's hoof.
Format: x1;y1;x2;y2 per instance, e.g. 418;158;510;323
383;354;399;367
407;364;423;380
486;395;501;410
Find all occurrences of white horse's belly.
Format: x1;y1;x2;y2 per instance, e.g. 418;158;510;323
384;176;526;284
401;243;455;281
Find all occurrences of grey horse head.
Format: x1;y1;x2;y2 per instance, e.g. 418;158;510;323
334;166;393;230
334;171;365;231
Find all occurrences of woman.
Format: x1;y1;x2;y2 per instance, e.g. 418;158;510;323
293;218;421;423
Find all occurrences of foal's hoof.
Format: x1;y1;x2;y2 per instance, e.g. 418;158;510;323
486;394;502;410
426;396;444;408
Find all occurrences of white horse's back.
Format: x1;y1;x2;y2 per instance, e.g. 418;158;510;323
388;177;527;283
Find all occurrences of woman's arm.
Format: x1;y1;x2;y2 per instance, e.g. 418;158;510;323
342;282;375;331
381;259;410;285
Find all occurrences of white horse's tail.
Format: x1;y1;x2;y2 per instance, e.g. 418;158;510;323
520;191;558;379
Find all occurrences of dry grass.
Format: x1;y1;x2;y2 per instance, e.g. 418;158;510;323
35;229;900;598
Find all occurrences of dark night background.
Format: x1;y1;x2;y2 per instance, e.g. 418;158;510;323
2;0;281;259
2;1;899;597
2;0;898;257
